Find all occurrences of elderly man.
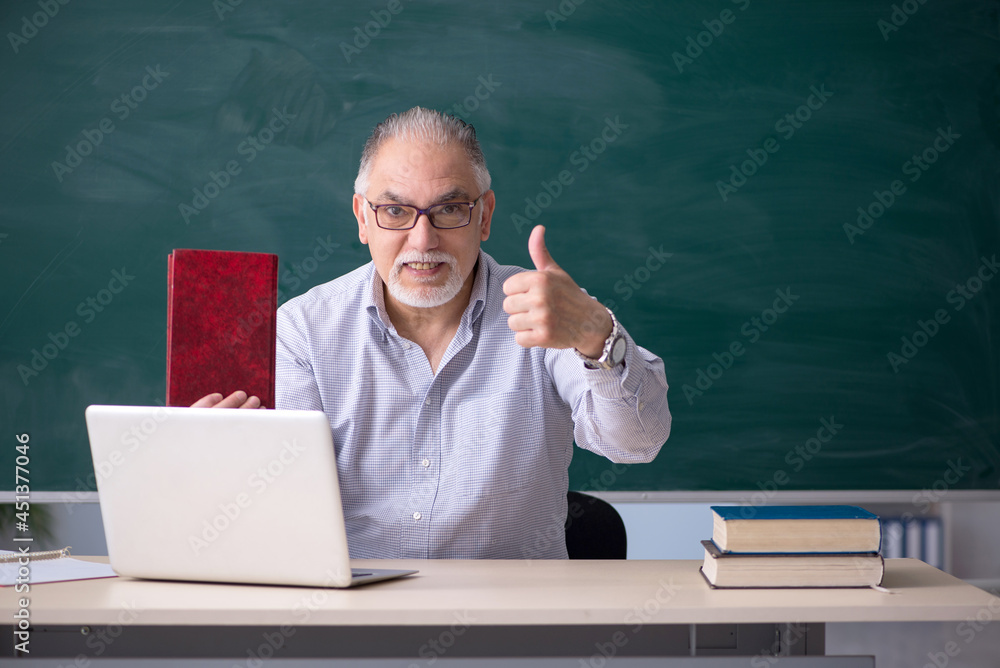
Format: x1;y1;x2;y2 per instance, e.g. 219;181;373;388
197;107;671;558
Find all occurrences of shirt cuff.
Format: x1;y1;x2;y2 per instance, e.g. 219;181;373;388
580;326;645;400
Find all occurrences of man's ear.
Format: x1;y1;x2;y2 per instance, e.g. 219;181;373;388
479;190;495;242
353;194;369;245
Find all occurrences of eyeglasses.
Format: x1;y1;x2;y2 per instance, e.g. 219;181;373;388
367;196;482;230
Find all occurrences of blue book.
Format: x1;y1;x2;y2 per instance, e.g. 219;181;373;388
711;505;881;554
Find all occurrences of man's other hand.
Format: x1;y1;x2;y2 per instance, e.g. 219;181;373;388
502;225;612;358
191;390;263;409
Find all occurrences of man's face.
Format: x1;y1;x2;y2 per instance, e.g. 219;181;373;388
353;137;494;310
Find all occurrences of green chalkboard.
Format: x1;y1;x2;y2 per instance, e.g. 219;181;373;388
1;0;998;493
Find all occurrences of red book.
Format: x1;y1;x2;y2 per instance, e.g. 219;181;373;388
166;249;278;408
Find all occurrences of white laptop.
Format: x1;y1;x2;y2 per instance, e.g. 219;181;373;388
84;405;417;587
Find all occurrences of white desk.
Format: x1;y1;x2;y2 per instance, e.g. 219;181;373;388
2;558;996;661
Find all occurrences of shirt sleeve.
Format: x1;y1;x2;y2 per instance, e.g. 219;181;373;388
545;323;671;464
275;305;324;412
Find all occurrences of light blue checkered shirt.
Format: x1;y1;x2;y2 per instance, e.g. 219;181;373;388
275;250;670;559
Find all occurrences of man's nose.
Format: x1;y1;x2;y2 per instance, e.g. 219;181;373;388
407;212;439;250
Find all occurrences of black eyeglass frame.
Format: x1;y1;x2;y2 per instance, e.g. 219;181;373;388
366;195;483;230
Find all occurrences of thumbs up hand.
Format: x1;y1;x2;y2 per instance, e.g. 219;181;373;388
502;225;612;357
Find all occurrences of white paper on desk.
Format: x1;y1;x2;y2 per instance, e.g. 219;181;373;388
0;550;117;586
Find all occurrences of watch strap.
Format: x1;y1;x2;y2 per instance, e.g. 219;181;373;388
574;308;623;370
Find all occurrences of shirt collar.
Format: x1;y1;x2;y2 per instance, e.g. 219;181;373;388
364;250;491;334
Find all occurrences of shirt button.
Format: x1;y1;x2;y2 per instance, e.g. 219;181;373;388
412;512;422;521
425;398;431;406
421;458;430;468
639;402;645;411
401;341;411;350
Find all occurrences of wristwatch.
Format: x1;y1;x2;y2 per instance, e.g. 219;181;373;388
574;308;627;370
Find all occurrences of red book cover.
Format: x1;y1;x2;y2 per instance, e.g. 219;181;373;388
166;249;278;408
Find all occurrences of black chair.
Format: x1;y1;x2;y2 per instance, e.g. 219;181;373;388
565;491;627;559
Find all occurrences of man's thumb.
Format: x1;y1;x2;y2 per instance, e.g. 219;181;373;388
528;225;559;272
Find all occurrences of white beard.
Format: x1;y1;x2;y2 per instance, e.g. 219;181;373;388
385;250;465;308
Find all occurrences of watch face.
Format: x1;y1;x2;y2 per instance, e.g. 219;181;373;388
611;336;626;363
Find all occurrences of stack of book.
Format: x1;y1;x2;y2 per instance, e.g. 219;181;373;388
700;505;884;588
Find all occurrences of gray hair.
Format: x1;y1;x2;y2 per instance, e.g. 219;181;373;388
354;107;491;196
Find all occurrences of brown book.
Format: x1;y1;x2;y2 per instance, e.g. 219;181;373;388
166;249;278;408
700;540;884;589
